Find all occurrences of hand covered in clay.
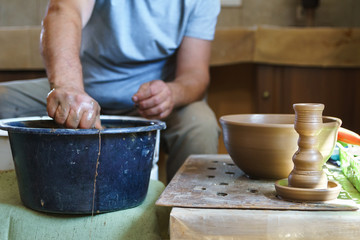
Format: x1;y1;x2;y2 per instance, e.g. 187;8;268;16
47;87;102;129
132;80;174;119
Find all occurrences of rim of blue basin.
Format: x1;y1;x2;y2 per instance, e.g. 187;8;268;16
0;115;166;135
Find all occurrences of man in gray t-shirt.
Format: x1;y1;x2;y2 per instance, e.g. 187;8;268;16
81;0;220;113
0;0;221;181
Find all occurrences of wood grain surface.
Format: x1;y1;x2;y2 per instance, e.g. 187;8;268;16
156;154;358;211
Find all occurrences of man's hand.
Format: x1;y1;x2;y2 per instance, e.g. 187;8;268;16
132;80;174;119
47;87;102;129
132;37;211;120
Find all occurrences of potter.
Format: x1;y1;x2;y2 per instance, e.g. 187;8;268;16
0;0;221;183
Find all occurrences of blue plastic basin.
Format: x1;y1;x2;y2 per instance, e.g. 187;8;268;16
0;116;166;214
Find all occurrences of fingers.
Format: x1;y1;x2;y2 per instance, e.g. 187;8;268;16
47;88;101;129
138;106;172;119
132;80;174;119
46;89;59;118
136;92;171;118
65;108;82;129
77;102;102;129
54;103;71;125
136;88;167;109
94;115;102;130
132;80;165;103
78;110;96;129
132;82;152;102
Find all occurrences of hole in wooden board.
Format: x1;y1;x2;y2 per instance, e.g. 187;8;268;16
248;188;259;194
217;192;228;197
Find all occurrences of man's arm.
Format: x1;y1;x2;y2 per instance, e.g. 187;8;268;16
40;0;101;129
132;36;211;119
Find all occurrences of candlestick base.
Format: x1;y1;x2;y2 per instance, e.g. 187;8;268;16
275;178;341;202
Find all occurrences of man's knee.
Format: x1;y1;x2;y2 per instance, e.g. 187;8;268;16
166;100;220;151
163;101;220;181
180;101;219;134
0;84;17;118
0;79;49;119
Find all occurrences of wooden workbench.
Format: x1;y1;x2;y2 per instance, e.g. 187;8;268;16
157;154;360;240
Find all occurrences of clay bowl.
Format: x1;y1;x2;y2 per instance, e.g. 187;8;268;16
0;116;166;214
220;114;341;179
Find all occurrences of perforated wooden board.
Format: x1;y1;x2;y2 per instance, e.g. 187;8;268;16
156;154;358;211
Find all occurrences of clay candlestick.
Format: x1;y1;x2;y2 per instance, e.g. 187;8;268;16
275;103;342;202
288;103;328;189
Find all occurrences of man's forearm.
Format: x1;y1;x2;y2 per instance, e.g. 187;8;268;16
168;68;210;108
170;36;211;108
40;0;94;91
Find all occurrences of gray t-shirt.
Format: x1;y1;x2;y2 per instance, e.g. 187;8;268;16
80;0;220;111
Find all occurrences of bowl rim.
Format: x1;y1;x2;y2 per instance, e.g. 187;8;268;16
0;115;166;135
219;114;341;128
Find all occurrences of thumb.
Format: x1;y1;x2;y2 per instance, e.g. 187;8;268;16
133;82;152;102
